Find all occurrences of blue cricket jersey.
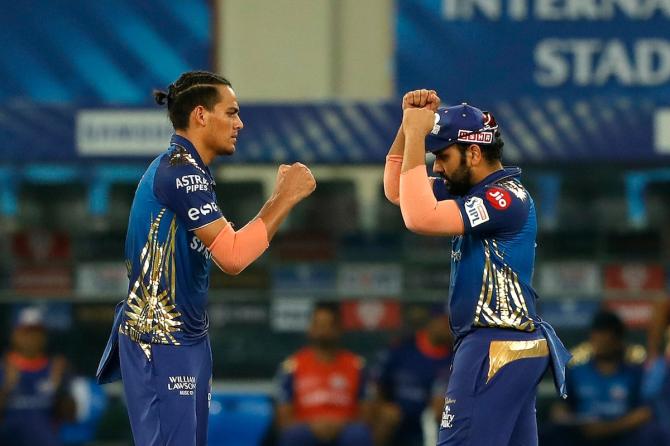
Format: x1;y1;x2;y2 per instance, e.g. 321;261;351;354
97;134;222;383
373;333;452;442
435;168;538;337
567;352;645;420
120;134;223;346
434;167;571;397
0;355;68;446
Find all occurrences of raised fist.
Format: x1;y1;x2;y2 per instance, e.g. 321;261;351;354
275;162;316;203
402;107;437;137
402;89;440;112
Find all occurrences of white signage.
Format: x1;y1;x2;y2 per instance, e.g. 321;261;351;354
76;110;173;156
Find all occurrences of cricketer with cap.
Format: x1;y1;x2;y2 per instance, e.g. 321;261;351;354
383;90;571;446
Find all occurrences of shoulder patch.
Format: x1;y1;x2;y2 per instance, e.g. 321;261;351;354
281;358;297;373
624;344;646;365
495;179;528;202
485;187;512;210
169;146;197;167
568;342;592;367
464;196;490;227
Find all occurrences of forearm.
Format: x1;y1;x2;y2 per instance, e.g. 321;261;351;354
256;192;298;241
614;407;652;432
277;405;297;430
584;407;652;437
388;126;405;157
383;155;403;205
401;130;427;174
647;300;670;359
399;166;464;235
208;220;269;275
383;127;406;205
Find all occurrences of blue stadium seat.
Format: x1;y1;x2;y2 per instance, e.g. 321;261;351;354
208;392;274;446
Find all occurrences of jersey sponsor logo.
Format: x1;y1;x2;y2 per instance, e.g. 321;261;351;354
457;129;493;144
167;375;197;396
464;196;490;227
188;202;220;221
431;112;441;135
486;187;512;210
190;236;212;259
176;174;210;194
440;397;456;429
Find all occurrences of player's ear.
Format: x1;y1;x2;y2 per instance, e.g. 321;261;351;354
192;105;207;128
468;144;482;166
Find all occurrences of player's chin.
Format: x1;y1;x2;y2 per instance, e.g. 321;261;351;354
218;144;236;156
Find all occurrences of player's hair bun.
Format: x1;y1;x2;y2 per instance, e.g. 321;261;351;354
153;90;169;106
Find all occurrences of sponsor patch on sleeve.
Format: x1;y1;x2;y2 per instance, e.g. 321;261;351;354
464;196;490;227
485;187;512;210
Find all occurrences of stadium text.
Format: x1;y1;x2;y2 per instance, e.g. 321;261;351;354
534;38;670;86
442;0;670;21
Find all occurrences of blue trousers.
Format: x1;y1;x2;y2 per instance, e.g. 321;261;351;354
119;334;212;446
437;328;549;446
278;422;373;446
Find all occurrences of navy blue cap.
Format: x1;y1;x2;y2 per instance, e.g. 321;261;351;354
425;103;499;153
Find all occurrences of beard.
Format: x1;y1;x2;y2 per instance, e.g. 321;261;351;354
444;157;473;196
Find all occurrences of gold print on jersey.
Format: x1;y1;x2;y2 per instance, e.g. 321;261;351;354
473;240;534;331
497;179;528;202
123;209;182;351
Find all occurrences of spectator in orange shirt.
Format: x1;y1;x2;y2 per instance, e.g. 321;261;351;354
275;303;373;446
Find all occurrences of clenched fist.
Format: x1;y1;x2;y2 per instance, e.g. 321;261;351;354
275;162;316;203
402;107;437;137
402;89;440;112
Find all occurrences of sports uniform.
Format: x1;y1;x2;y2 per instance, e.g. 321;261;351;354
373;330;452;446
96;134;223;446
276;347;372;446
386;103;571;445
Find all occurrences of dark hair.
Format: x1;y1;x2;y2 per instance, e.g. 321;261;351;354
153;71;232;130
313;302;341;324
456;129;504;163
591;311;626;337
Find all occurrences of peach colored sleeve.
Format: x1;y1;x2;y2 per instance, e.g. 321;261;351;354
383;155;403;205
208;218;269;275
399;165;465;236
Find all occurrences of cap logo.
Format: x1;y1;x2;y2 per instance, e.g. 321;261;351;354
457;130;493;144
431;113;441;135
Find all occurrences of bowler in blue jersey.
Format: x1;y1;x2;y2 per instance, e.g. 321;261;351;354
383;89;571;445
96;71;316;446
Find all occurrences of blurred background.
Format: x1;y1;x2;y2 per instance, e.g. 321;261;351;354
0;0;669;445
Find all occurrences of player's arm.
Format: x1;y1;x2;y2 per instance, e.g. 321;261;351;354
647;299;670;361
194;163;315;275
384;90;440;205
399;107;464;236
274;357;298;430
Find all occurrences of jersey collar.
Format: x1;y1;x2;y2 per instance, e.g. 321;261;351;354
169;134;214;180
469;166;521;194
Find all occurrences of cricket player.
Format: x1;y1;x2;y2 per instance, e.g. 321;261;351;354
383;90;571;445
95;71;316;446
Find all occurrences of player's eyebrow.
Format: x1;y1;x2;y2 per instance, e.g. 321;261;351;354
227;106;239;113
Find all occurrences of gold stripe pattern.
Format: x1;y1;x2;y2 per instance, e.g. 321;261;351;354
487;339;549;383
123;209;183;347
473;240;534;332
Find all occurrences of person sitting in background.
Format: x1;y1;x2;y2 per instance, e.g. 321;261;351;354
0;307;75;446
371;311;453;446
275;303;373;446
646;297;670;440
542;310;666;446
